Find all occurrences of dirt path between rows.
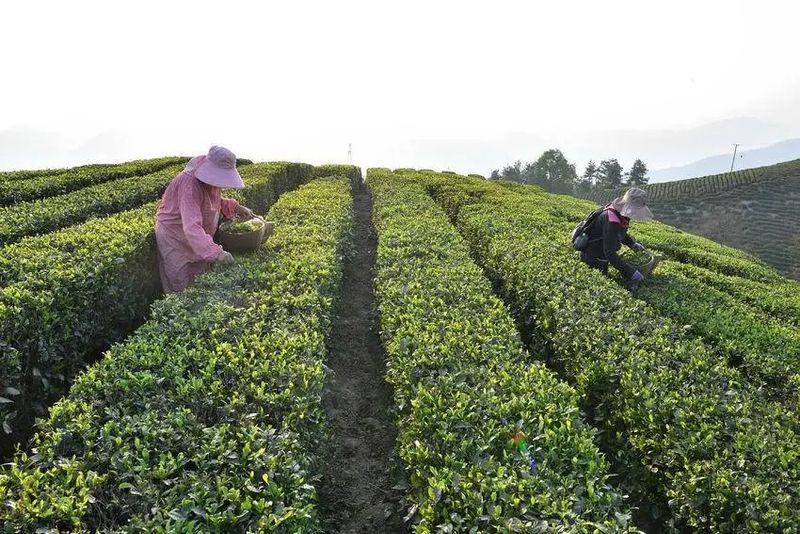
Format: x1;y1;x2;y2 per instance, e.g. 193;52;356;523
318;189;406;534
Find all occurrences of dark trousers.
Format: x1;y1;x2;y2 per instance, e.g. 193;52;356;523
580;251;609;273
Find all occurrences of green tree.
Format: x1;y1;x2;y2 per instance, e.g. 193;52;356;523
626;158;649;186
522;149;577;194
500;160;523;182
575;160;598;193
489;169;501;180
596;159;624;189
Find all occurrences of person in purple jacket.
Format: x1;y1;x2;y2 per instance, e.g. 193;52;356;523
579;187;654;281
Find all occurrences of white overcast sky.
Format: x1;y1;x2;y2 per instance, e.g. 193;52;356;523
2;0;799;176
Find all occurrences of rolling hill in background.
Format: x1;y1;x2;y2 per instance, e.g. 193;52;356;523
576;159;800;280
650;138;800;182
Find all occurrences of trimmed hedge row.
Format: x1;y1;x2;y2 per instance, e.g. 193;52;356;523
488;177;800;324
0;163;316;447
629;221;798;320
630;260;800;413
0;204;161;443
226;162;314;217
368;169;634;532
0;157;189;206
488;179;800;408
659;261;800;327
422;173;800;531
491;178;785;284
313;164;363;193
0;164;185;246
0;161;209;184
633;221;785;284
0;166;93;183
0;177;353;531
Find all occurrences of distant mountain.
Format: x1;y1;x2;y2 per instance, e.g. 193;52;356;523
649;138;800;182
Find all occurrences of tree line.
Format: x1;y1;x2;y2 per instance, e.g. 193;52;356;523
489;149;649;194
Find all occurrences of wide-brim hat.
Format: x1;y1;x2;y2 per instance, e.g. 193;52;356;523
194;145;244;189
610;187;654;220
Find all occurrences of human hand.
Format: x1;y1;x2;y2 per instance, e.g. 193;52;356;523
631;270;644;282
632;242;645;252
236;205;255;219
215;250;236;265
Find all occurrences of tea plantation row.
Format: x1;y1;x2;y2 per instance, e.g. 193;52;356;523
2;162;797;531
0;176;353;531
496;181;800;416
369;170;634;532
402;170;800;531
0;163;317;448
0;164;188;246
0;157;190;206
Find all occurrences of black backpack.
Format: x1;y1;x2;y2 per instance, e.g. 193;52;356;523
571;206;607;251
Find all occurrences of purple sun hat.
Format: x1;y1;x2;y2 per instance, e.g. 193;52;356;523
610;187;654;220
194;145;244;189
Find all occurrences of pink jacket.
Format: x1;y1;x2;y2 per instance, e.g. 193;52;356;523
154;159;239;293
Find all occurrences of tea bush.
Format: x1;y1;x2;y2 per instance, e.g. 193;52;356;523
420;172;800;531
489;179;800;413
0;157;189;206
369;169;634;532
0;164;184;246
0;177;352;531
0;163;316;443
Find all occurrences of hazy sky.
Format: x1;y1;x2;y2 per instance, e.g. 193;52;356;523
2;0;799;176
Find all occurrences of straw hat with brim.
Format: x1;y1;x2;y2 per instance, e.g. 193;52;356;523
194;145;244;189
610;187;654;220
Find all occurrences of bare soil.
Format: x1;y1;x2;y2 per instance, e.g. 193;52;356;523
318;189;407;534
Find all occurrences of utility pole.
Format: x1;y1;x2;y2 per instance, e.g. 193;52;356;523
730;143;741;172
347;143;352;164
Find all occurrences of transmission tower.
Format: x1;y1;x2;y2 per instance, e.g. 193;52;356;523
348;143;352;164
730;143;741;172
